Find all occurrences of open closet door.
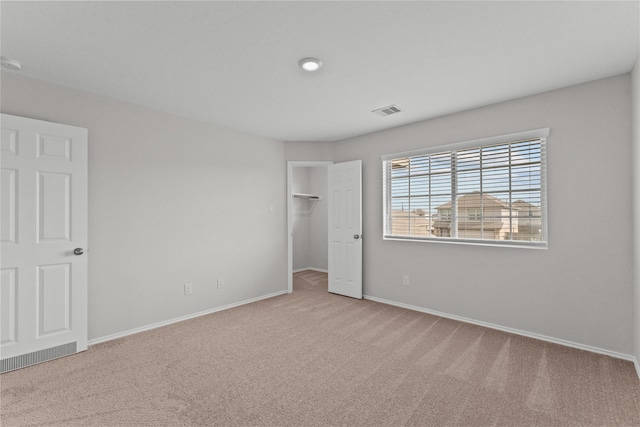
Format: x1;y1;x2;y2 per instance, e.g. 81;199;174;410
327;160;362;299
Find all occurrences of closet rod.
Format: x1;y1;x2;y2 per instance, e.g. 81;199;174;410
291;192;321;200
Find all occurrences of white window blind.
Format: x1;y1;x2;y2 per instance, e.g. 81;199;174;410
382;129;548;248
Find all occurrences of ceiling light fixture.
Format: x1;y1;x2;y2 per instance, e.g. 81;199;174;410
298;57;323;72
1;57;22;72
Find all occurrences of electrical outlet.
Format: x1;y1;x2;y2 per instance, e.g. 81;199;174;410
403;275;410;286
217;278;224;289
184;283;193;295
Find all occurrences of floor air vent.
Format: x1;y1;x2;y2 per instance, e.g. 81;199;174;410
372;104;403;117
1;342;77;373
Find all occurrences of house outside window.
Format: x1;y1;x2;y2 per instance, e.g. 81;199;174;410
382;128;548;248
467;208;482;220
433;193;517;241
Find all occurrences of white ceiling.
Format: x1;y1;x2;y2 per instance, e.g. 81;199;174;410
1;1;638;142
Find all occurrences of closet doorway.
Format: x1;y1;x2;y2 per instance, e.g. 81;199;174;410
286;161;332;293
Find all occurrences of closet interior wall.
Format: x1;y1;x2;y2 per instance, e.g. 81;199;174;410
292;167;328;272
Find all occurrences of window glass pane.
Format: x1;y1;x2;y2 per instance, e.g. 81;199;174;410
408;196;430;237
431;173;451;195
409;196;429;212
457;169;481;194
482;144;510;167
391;197;410;212
482;167;510;192
512;191;543;241
390;210;410;236
391;177;409;196
511;164;540;190
409;175;429;197
512;190;542;209
511;141;541;164
383;133;546;247
457;148;480;170
391;158;409;178
409;156;429;175
431;152;451;172
430;195;451;218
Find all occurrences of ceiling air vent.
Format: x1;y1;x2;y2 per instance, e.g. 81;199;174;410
372;104;403;117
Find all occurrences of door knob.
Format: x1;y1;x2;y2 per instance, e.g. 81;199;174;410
73;248;84;256
353;234;360;240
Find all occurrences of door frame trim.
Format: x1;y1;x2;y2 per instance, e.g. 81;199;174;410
286;161;333;293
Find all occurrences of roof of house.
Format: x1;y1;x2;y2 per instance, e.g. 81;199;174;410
512;200;541;210
436;193;511;210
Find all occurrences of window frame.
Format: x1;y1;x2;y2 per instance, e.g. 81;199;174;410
382;128;549;249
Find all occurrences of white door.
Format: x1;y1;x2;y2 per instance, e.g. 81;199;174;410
1;114;88;372
328;160;362;299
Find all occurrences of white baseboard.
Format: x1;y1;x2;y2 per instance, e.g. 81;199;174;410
87;287;640;381
88;290;288;346
363;294;637;366
293;267;328;273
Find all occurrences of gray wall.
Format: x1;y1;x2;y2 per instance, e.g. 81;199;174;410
632;59;640;369
1;72;287;341
333;74;634;355
284;141;334;162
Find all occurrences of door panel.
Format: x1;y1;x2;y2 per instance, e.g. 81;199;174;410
37;263;71;336
328;160;362;299
1;268;17;344
37;134;72;161
38;172;72;242
0;168;17;244
0;114;87;371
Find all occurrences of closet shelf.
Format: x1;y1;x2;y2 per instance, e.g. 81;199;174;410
292;193;322;200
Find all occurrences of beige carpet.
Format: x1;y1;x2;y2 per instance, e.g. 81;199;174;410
1;270;639;426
